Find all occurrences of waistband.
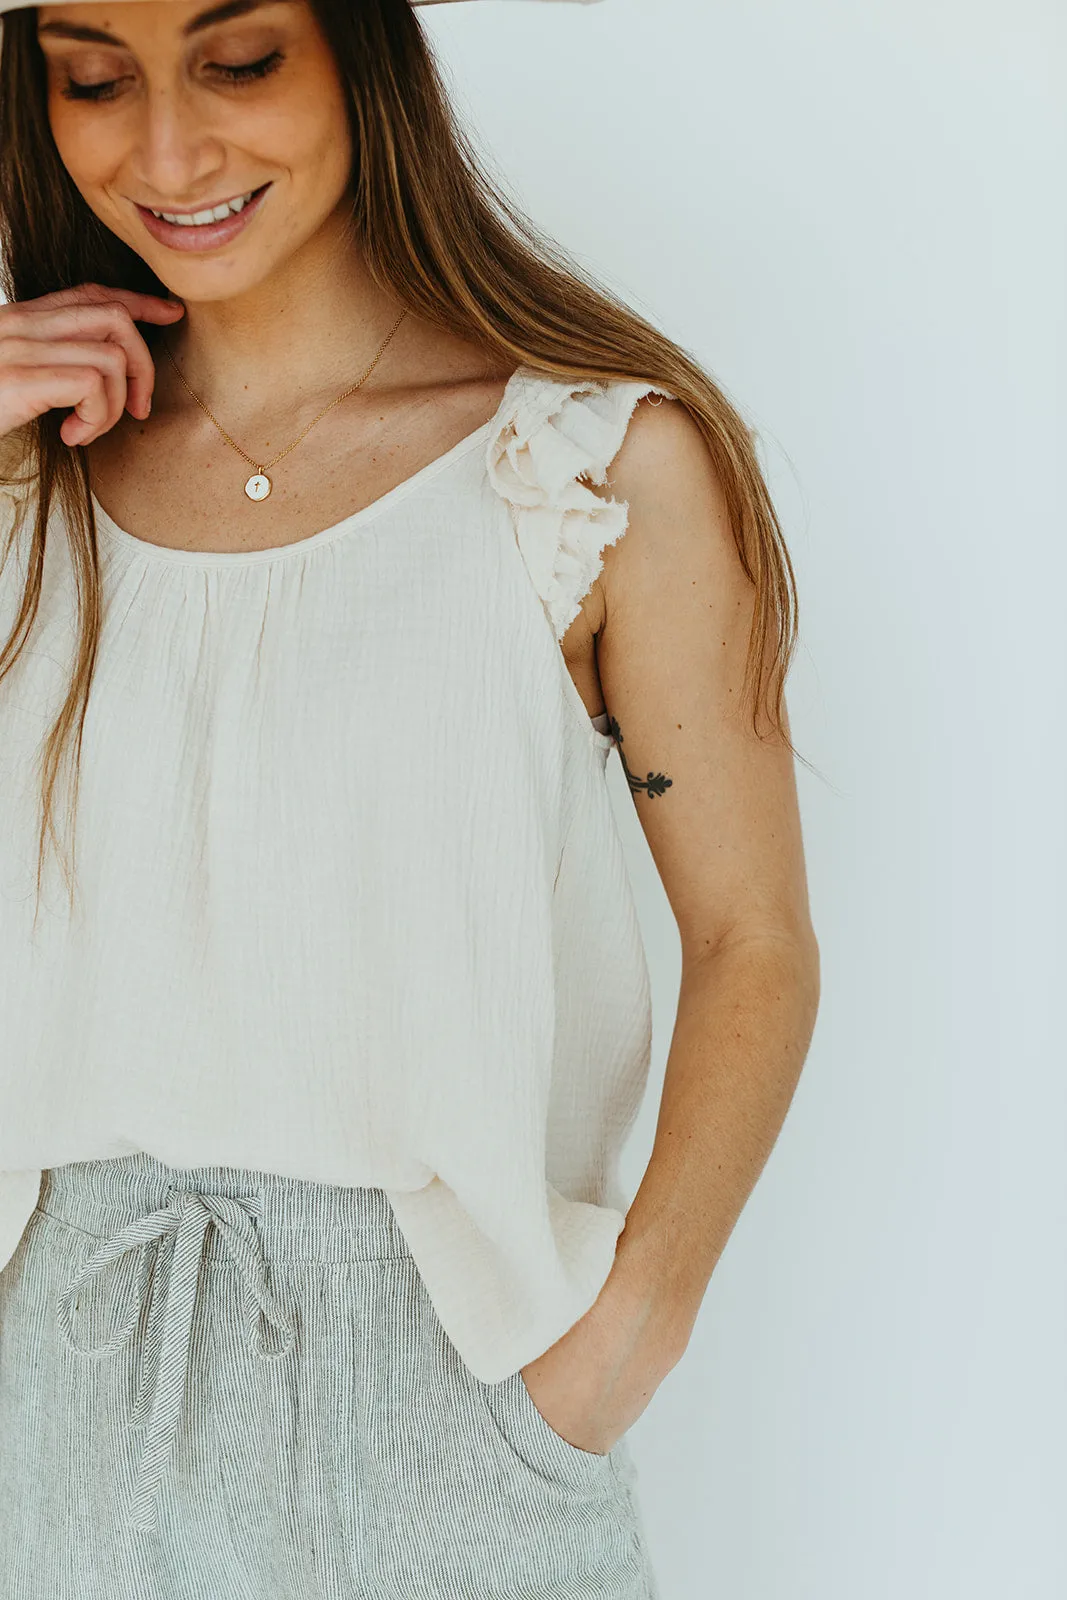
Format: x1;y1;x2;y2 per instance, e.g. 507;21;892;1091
38;1150;414;1262
39;1151;415;1537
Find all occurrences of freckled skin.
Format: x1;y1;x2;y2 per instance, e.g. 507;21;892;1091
607;716;673;799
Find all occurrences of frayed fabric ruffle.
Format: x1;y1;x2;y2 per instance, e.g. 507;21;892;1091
486;370;675;640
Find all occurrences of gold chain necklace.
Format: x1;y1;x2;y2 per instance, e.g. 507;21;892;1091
160;309;408;502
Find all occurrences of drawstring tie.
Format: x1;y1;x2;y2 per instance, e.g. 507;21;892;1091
55;1188;295;1533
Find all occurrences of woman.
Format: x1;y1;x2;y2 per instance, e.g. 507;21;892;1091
0;0;820;1593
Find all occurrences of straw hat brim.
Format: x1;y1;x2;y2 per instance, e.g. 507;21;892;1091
1;0;601;11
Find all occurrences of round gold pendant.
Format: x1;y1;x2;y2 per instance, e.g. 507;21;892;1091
245;472;272;501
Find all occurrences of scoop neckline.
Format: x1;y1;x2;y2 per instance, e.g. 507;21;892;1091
92;365;532;570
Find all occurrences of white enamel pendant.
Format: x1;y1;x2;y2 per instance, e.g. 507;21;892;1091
244;472;272;501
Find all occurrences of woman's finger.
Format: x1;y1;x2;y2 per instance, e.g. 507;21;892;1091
23;282;185;326
0;364;111;443
0;338;129;440
1;300;177;419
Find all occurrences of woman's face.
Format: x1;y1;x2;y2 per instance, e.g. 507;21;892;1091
35;0;354;301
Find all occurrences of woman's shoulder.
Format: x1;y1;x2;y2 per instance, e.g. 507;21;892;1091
484;363;680;642
492;362;674;449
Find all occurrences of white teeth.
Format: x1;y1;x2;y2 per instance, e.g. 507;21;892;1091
149;189;257;225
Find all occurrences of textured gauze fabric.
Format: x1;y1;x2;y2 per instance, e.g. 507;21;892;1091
0;365;674;1383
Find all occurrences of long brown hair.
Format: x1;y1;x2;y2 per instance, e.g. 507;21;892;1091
0;0;801;919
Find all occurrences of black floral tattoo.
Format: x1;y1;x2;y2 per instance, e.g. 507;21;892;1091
608;716;673;799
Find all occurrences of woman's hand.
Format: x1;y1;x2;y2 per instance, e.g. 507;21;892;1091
518;1234;693;1457
0;282;185;447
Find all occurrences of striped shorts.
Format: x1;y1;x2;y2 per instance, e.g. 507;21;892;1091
0;1151;659;1599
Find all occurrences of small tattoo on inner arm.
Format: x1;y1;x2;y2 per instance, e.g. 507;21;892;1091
607;716;673;799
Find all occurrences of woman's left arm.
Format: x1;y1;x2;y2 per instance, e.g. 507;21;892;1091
520;395;821;1453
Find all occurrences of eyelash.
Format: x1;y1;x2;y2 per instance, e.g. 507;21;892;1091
60;49;285;102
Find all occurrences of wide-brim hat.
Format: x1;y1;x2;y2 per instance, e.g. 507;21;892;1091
0;0;602;11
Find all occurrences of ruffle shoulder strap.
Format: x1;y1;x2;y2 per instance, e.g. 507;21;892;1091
486;367;676;641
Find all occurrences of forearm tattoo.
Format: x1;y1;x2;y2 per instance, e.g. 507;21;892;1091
607;716;673;799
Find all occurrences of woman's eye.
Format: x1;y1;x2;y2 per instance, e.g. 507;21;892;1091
212;50;285;84
59;50;284;102
61;74;130;103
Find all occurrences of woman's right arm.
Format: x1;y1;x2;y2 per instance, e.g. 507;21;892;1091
0;281;184;447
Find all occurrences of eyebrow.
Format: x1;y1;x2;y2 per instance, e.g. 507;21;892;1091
37;0;295;46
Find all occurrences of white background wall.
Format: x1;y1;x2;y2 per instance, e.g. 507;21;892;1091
422;2;1065;1595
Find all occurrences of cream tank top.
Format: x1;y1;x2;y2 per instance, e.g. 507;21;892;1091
0;365;673;1382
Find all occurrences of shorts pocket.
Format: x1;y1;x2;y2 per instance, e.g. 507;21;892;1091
29;1205;108;1246
515;1369;609;1461
480;1368;616;1488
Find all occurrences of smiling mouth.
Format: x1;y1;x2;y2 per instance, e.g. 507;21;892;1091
142;182;270;226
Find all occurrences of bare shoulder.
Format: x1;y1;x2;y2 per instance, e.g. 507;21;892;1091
590;391;753;635
610;391;716;490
